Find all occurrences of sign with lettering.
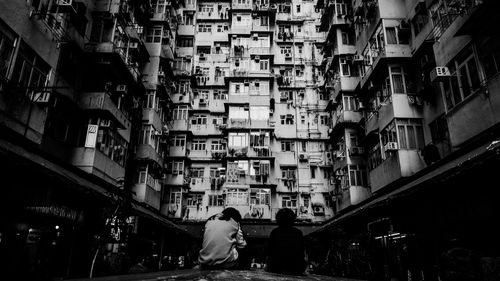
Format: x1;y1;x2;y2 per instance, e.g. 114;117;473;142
85;125;98;148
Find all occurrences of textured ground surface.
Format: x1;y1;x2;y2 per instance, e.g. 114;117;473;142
69;269;364;281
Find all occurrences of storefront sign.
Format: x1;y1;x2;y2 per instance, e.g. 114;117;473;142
25;205;80;222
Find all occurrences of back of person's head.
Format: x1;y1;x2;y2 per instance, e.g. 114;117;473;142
220;207;242;223
276;208;296;227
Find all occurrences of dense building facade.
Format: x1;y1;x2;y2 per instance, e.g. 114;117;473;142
0;0;193;279
311;0;500;280
163;0;334;222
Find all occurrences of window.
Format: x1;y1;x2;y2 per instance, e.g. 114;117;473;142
177;37;193;47
429;115;450;144
229;132;248;147
167;161;184;175
280;46;292;54
301;115;306;124
349;165;368;186
260;16;269;26
368;143;382;171
172;135;186;147
137;170;147;184
310;167;316;178
208;194;225;206
442;46;482;110
186;193;203;206
341;30;355;45
146;27;162;43
226;189;248;205
250;189;270;205
154;0;167;13
250;132;270;147
395;119;425;150
478;34;500;78
282;195;297;208
298;45;302;54
280;114;294;125
198;24;212;33
172;105;189;120
214;90;228;100
343;95;358;111
144;90;159;109
281;140;295;152
259;60;269;70
95;128;129;166
191;139;206;150
281;168;296;179
0;22;15;80
182;12;194;25
11;42;50;89
191;167;205;178
385;25;409;45
211;139;227;151
301;141;307;152
320;115;328;125
340;58;350;76
191;115;208;125
296;5;301;12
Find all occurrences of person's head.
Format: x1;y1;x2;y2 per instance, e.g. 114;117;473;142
220;207;242;223
276;208;296;227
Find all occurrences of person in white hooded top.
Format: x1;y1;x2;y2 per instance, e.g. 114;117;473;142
198;207;247;269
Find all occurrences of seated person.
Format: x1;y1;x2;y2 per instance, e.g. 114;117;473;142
266;208;306;275
198;207;247;269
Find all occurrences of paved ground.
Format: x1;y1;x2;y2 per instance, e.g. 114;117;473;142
69;269;364;281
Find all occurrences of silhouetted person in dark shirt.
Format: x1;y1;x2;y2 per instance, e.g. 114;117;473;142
266;208;306;275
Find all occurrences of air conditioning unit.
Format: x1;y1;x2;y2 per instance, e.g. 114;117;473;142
99;119;112;128
199;98;207;105
129;42;138;49
116;84;128;93
285;53;291;58
298;153;308;161
254;55;260;62
280;92;288;101
158;71;165;77
199;53;206;61
298;90;305;96
430;67;451;83
384;142;399;151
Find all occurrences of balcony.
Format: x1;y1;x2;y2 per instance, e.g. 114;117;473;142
79;92;130;129
71;148;125;187
142;108;164;131
169;119;190;131
132;183;161;210
135;144;164;167
177;25;196;36
231;1;252;10
228;93;250;104
332;110;363;128
334;45;356;56
161;43;175;60
247;146;272;158
248;47;272;55
333;76;359;96
190;123;222;136
370;150;425;193
228;118;250;129
84;42;140;83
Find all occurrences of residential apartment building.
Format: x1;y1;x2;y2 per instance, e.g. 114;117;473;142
319;0;500;210
0;0;192;278
162;0;334;222
312;0;500;279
